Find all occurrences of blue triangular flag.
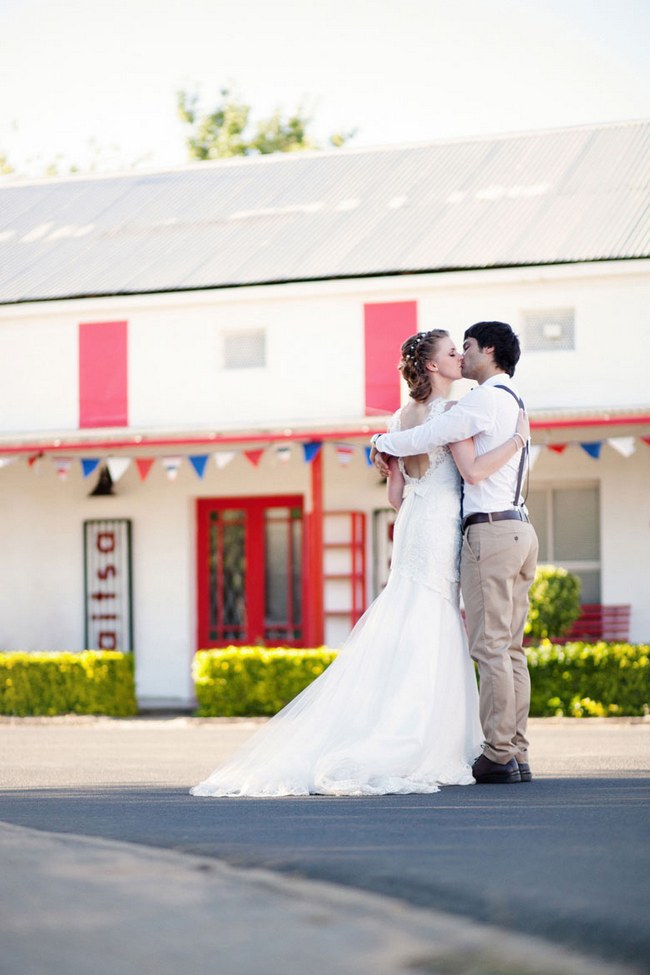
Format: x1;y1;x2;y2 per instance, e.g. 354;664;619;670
302;442;322;463
580;442;602;460
188;455;208;479
81;458;100;478
364;446;373;466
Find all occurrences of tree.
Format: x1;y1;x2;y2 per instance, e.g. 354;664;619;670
177;86;355;160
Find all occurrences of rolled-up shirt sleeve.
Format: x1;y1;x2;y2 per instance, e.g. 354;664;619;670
375;387;495;456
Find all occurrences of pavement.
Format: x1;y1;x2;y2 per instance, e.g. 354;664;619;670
1;716;649;975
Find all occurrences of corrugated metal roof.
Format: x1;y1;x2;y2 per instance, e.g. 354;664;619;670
0;119;648;304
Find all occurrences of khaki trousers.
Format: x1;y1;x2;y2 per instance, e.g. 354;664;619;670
461;519;538;765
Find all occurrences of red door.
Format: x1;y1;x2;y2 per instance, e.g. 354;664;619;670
197;496;304;647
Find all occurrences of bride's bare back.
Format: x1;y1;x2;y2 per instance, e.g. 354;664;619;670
398;400;437;478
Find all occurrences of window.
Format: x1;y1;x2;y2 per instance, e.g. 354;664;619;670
522;308;575;351
223;330;266;369
526;485;600;601
372;508;396;597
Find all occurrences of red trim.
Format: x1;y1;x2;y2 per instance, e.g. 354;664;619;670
79;321;128;428
306;449;324;647
2;415;650;456
364;301;418;415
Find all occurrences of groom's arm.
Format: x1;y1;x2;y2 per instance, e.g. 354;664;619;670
374;388;493;457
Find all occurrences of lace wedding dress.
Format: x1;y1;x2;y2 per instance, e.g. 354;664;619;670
191;398;483;797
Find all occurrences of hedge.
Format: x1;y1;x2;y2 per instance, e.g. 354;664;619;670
0;651;137;717
194;642;649;718
193;646;338;717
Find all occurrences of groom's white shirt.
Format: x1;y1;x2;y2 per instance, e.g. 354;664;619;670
374;375;524;517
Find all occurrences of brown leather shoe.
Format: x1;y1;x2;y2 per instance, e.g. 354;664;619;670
472;755;521;784
517;762;532;782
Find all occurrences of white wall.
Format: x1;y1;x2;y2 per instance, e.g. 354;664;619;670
1;260;647;437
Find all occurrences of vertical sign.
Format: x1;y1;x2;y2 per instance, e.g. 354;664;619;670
364;301;418;415
84;519;133;652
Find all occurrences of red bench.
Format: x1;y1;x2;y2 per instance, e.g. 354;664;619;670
564;604;631;642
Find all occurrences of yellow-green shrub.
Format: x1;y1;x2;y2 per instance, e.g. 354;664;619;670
193;642;649;718
527;641;648;717
0;651;137;717
193;646;338;717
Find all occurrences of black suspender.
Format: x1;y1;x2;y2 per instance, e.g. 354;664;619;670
494;384;529;507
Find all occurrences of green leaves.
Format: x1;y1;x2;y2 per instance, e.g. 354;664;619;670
193;646;337;716
0;651;137;716
177;86;355;161
525;564;582;640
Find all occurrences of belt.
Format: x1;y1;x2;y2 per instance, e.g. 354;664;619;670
463;509;529;532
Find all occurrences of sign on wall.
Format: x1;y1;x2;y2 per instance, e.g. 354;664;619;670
84;519;133;652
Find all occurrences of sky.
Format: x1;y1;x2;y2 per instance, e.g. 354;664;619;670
1;0;649;176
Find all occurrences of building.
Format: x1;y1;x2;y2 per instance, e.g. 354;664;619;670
0;118;648;707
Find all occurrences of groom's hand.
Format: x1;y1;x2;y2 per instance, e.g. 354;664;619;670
371;446;391;477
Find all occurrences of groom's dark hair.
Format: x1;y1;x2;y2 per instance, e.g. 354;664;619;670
464;321;521;377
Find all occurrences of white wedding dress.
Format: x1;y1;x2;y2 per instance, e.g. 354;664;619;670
191;398;483;798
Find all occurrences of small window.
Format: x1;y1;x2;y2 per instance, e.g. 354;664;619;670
526;484;600;602
223;330;266;369
522;309;575;351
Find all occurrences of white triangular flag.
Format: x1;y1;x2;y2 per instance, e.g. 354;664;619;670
527;445;542;471
53;458;72;480
162;456;183;480
607;437;636;459
106;457;132;482
275;446;292;463
0;457;16;469
214;451;236;470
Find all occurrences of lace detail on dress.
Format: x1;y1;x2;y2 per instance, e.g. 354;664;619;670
389;397;462;604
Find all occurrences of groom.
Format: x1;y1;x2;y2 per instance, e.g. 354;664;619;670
371;321;539;784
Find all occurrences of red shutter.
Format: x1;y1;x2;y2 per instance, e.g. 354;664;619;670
364;301;417;415
79;321;128;428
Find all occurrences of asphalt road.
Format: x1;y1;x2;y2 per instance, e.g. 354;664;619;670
1;717;649;970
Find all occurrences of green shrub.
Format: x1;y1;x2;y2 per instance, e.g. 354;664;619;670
525;564;581;640
527;641;649;717
193;646;338;717
193;642;648;719
0;651;137;717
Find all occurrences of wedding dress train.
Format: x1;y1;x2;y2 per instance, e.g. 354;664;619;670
191;398;483;797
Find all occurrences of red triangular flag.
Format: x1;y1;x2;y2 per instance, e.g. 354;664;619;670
642;437;650;446
136;458;155;481
548;444;568;454
244;449;264;467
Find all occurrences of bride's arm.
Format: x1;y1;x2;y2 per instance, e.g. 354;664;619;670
386;456;405;511
450;409;529;485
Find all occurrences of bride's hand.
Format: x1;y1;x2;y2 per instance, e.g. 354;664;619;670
516;408;530;443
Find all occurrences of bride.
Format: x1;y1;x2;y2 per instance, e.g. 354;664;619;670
191;329;529;797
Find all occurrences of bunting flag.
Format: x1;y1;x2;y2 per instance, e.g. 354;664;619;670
106;457;131;482
334;444;355;465
189;455;208;479
607;437;636;458
302;442;322;463
364;446;374;466
162;456;183;481
548;444;568;454
81;458;100;478
136;458;155;481
214;451;236;470
0;457;16;469
642;437;650;447
528;445;542;471
27;453;43;473
580;442;602;460
53;457;72;480
244;449;264;468
275;445;292;463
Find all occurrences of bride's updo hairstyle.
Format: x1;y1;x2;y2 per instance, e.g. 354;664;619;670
399;329;449;402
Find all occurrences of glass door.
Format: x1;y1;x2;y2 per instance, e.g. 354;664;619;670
197;496;303;647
